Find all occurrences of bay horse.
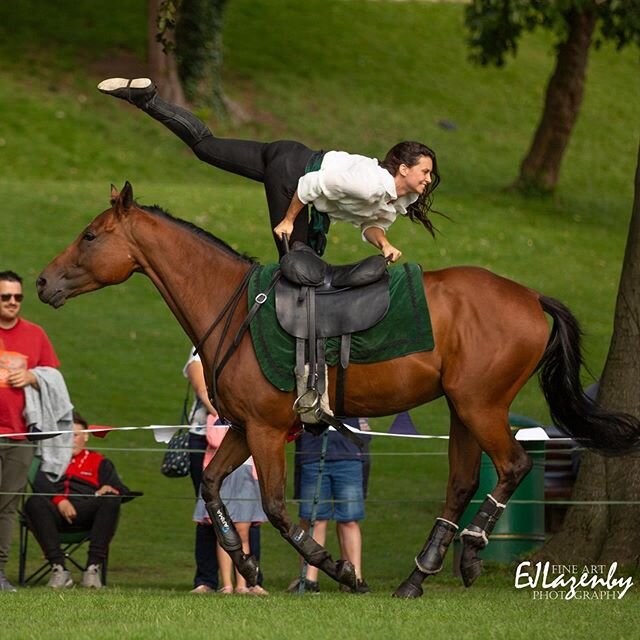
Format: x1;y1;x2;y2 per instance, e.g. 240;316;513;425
37;183;640;597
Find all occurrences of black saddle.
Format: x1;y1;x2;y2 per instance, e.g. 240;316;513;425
276;242;390;338
274;242;390;445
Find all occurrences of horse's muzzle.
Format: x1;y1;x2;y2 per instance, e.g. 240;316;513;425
36;275;68;308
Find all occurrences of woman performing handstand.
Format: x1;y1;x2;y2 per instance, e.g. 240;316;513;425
98;78;441;261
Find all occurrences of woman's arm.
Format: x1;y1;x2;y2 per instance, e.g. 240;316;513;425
273;190;306;240
363;227;402;263
186;360;217;416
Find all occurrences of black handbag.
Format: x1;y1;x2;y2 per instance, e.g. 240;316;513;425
160;429;190;478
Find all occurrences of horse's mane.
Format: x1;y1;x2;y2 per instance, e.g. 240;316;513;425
139;203;257;264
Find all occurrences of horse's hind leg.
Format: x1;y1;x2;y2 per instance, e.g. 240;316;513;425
394;405;482;598
456;409;532;588
248;423;357;591
201;428;260;586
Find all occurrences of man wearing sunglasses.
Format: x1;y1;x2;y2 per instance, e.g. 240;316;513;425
0;270;60;591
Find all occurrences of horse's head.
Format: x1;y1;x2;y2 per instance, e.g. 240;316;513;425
38;182;141;308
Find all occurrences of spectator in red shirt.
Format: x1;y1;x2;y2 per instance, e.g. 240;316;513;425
24;411;131;589
0;270;60;592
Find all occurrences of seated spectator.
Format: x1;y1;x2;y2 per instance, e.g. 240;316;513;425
287;418;371;594
24;410;131;589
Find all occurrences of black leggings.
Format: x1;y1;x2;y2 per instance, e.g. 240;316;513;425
137;94;315;256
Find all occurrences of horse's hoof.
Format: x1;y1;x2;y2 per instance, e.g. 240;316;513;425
460;558;483;588
239;555;260;587
335;559;357;590
392;580;423;599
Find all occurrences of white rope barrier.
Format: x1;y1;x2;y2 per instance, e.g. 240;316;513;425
4;422;639;505
0;423;568;443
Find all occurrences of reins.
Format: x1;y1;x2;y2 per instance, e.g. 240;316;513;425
193;262;281;420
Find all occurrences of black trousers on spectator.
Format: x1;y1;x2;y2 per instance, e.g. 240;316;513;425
136;93;315;257
189;432;261;589
24;494;121;567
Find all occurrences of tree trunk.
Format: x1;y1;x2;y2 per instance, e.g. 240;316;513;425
175;0;229;117
513;9;596;193
148;0;187;107
536;142;640;565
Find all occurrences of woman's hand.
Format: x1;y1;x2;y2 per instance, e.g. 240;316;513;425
382;244;402;263
274;191;306;240
273;218;294;240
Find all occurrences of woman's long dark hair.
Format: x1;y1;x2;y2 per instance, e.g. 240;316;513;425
379;141;441;236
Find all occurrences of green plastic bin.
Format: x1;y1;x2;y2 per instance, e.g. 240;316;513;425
454;415;546;563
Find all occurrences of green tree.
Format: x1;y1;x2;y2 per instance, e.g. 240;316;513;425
465;0;640;193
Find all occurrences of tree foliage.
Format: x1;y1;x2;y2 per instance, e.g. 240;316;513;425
465;0;640;67
464;0;640;193
155;0;181;54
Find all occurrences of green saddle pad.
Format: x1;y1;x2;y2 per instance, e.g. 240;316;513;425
248;262;434;391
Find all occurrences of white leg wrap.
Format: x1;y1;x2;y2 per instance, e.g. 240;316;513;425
487;494;506;509
459;527;489;547
436;517;458;530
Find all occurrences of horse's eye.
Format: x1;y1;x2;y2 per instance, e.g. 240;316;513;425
83;231;97;242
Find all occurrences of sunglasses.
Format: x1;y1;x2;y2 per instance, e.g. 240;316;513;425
0;293;24;302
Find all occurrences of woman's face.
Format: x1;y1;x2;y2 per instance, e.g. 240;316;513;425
397;155;434;195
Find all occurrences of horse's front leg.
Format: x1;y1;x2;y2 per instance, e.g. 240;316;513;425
201;427;260;587
394;405;482;598
248;422;357;591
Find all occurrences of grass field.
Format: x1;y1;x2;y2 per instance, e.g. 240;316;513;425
4;576;639;640
1;1;639;637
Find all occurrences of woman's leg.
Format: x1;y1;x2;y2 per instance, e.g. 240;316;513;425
99;78;314;255
99;78;281;182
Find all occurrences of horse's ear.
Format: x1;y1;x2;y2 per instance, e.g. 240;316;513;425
111;181;134;215
121;181;134;209
110;184;119;206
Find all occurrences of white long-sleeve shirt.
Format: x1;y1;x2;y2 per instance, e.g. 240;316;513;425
296;150;418;238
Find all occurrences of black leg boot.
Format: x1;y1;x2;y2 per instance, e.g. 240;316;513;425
393;518;458;598
458;494;505;587
98;77;212;148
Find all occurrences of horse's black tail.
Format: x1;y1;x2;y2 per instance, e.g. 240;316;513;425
538;295;640;455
